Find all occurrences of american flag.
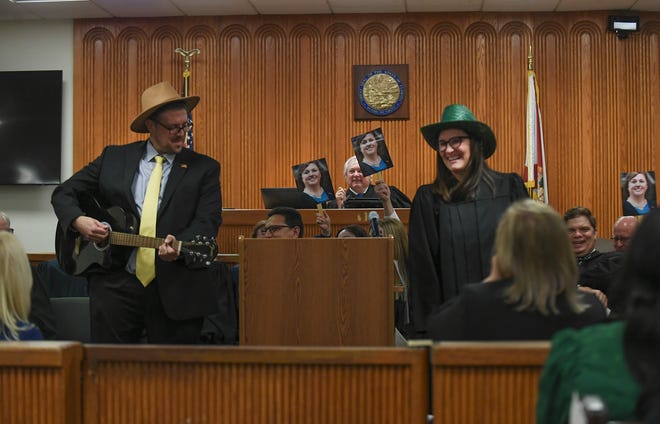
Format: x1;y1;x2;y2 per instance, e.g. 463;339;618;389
524;52;548;204
182;69;194;150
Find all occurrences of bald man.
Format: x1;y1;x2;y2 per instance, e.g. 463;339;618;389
612;216;639;252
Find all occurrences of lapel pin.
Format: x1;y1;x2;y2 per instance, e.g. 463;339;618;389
180;164;188;168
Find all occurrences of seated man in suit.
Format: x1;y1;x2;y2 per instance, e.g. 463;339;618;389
564;206;623;311
263;207;304;239
328;156;411;209
611;215;639;252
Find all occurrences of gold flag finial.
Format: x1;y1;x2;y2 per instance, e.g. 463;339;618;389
527;45;534;71
175;48;201;77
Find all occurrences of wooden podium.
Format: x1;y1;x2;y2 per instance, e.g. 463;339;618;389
239;237;394;346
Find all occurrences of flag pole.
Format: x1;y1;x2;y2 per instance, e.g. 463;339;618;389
175;47;200;150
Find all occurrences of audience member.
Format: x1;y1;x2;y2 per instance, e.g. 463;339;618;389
622;171;656;216
51;81;223;344
329;156;411;209
251;220;268;238
427;199;606;341
0;232;43;341
537;208;660;424
263;207;303;239
564;207;623;307
336;225;368;238
1;210;57;339
379;217;412;333
612;215;639;252
407;104;528;336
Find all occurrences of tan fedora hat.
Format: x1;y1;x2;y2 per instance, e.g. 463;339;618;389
130;81;200;133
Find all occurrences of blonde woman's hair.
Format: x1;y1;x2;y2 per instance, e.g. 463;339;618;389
0;232;34;340
496;199;586;315
379;218;408;286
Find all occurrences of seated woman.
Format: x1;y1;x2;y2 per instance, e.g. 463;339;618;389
537;208;660;424
0;232;43;341
427;199;606;341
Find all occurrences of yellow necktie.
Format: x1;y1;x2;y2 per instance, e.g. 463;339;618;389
136;155;163;286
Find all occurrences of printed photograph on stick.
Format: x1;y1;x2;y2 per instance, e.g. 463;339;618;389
620;170;657;216
292;158;335;205
350;128;394;177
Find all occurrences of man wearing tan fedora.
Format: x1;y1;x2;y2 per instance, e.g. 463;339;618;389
52;81;223;344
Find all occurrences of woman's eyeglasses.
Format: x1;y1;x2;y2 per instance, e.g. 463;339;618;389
437;136;469;152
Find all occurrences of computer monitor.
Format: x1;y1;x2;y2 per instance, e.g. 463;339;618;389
260;188;320;209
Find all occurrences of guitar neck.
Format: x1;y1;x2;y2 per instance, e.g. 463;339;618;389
109;232;182;252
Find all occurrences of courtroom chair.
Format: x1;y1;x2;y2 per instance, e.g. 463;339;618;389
200;261;239;345
35;259;88;297
50;297;91;343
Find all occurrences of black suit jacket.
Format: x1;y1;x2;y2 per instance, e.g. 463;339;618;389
51;140;223;320
427;279;607;341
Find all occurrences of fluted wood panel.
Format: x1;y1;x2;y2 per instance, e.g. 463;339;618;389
74;12;660;230
83;345;429;424
0;342;83;424
432;341;550;424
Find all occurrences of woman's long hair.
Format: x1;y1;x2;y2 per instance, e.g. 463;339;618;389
620;208;660;420
0;232;34;340
432;134;494;202
495;200;585;315
379;218;408;286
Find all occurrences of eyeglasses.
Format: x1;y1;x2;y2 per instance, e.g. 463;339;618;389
611;236;630;242
153;119;193;136
437;136;469;152
264;225;290;235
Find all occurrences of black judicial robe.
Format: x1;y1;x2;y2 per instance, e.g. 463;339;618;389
406;171;528;336
326;185;412;209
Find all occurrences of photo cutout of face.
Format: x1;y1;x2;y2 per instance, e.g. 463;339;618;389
350;128;394;177
621;170;657;216
292;158;335;204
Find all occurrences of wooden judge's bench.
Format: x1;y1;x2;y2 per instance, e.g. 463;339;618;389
216;208;410;255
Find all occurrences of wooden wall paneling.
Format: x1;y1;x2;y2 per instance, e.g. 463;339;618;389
74;13;660;229
83;345;429;424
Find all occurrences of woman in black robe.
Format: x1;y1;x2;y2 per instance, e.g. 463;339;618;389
406;104;528;337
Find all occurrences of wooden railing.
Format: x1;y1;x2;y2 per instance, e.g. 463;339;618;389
83;345;429;424
0;341;83;424
0;341;555;423
431;341;550;424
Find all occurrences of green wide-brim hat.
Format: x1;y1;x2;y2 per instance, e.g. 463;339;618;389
420;104;496;159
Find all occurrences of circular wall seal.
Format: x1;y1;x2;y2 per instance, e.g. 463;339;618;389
358;69;405;116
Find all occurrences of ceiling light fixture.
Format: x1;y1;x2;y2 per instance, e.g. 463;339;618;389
10;0;88;3
608;15;640;40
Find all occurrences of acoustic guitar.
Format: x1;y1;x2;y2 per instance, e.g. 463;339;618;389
56;195;218;276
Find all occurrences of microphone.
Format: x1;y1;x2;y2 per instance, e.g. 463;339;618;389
368;210;380;237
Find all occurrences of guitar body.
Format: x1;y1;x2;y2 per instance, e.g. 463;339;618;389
56;196;138;276
56;194;218;276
